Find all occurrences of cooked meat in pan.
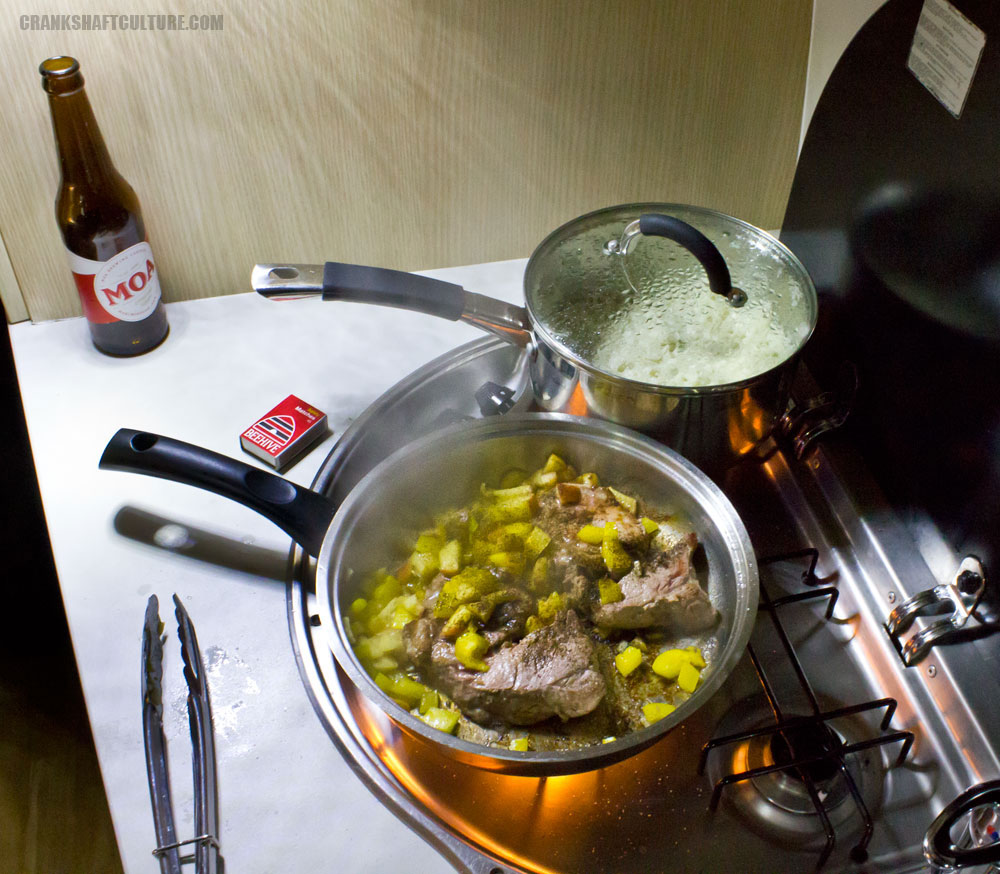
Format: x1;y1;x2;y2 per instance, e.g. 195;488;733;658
591;528;717;632
404;609;605;725
345;453;720;750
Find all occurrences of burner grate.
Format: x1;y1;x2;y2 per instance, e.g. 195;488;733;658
698;549;915;870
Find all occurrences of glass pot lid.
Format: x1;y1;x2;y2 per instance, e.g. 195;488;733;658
524;203;818;389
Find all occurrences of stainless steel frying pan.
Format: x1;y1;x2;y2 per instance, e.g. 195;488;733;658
100;414;758;775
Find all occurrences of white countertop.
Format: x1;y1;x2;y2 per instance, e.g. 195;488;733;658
9;257;529;874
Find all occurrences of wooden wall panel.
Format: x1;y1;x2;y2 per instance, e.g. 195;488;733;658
1;0;811;323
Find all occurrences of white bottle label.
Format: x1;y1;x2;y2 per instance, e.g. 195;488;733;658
66;241;162;323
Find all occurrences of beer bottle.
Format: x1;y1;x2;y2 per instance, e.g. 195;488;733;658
40;56;169;356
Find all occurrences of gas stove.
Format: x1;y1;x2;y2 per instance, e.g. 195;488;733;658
285;337;1000;874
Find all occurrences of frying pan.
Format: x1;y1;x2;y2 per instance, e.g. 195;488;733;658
100;414;757;775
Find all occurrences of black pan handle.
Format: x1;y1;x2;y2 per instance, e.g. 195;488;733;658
924;780;1000;869
251;262;535;345
99;429;336;557
251;262;466;320
635;214;747;307
321;262;466;319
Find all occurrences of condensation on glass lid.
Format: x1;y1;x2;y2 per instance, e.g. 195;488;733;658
529;215;812;388
589;286;807;387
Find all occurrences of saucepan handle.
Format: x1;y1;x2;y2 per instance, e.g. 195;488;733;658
99;428;336;557
923;780;1000;869
251;262;534;345
622;214;747;307
251;262;466;319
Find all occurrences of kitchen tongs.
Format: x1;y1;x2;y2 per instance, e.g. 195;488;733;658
143;594;223;874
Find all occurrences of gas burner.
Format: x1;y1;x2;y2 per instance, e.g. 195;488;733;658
703;697;887;857
752;722;854;813
697;554;916;868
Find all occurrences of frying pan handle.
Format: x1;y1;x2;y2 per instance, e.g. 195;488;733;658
99;429;336;557
924;780;1000;869
634;214;747;307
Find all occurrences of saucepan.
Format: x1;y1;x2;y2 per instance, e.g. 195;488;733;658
252;203;818;471
101;414;757;775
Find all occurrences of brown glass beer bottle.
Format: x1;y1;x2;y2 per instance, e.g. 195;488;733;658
40;56;169;356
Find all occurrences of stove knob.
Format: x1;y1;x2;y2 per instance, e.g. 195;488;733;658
924;780;1000;869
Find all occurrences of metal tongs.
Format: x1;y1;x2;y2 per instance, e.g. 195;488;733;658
142;594;223;874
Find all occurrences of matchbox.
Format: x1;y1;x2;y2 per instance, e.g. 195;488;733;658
240;394;329;470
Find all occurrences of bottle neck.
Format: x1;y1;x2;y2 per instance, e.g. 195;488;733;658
46;79;119;188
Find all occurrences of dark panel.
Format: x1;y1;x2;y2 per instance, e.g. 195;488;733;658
780;0;1000;576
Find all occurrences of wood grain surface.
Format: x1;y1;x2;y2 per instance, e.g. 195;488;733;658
1;0;811;323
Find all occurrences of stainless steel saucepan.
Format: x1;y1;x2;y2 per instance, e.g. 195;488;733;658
100;414;758;776
252;203;817;471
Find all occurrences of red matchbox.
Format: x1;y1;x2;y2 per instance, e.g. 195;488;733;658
240;394;329;470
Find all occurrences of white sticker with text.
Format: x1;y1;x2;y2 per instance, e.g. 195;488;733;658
908;0;986;118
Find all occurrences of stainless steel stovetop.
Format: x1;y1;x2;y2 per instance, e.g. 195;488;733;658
286;337;1000;874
